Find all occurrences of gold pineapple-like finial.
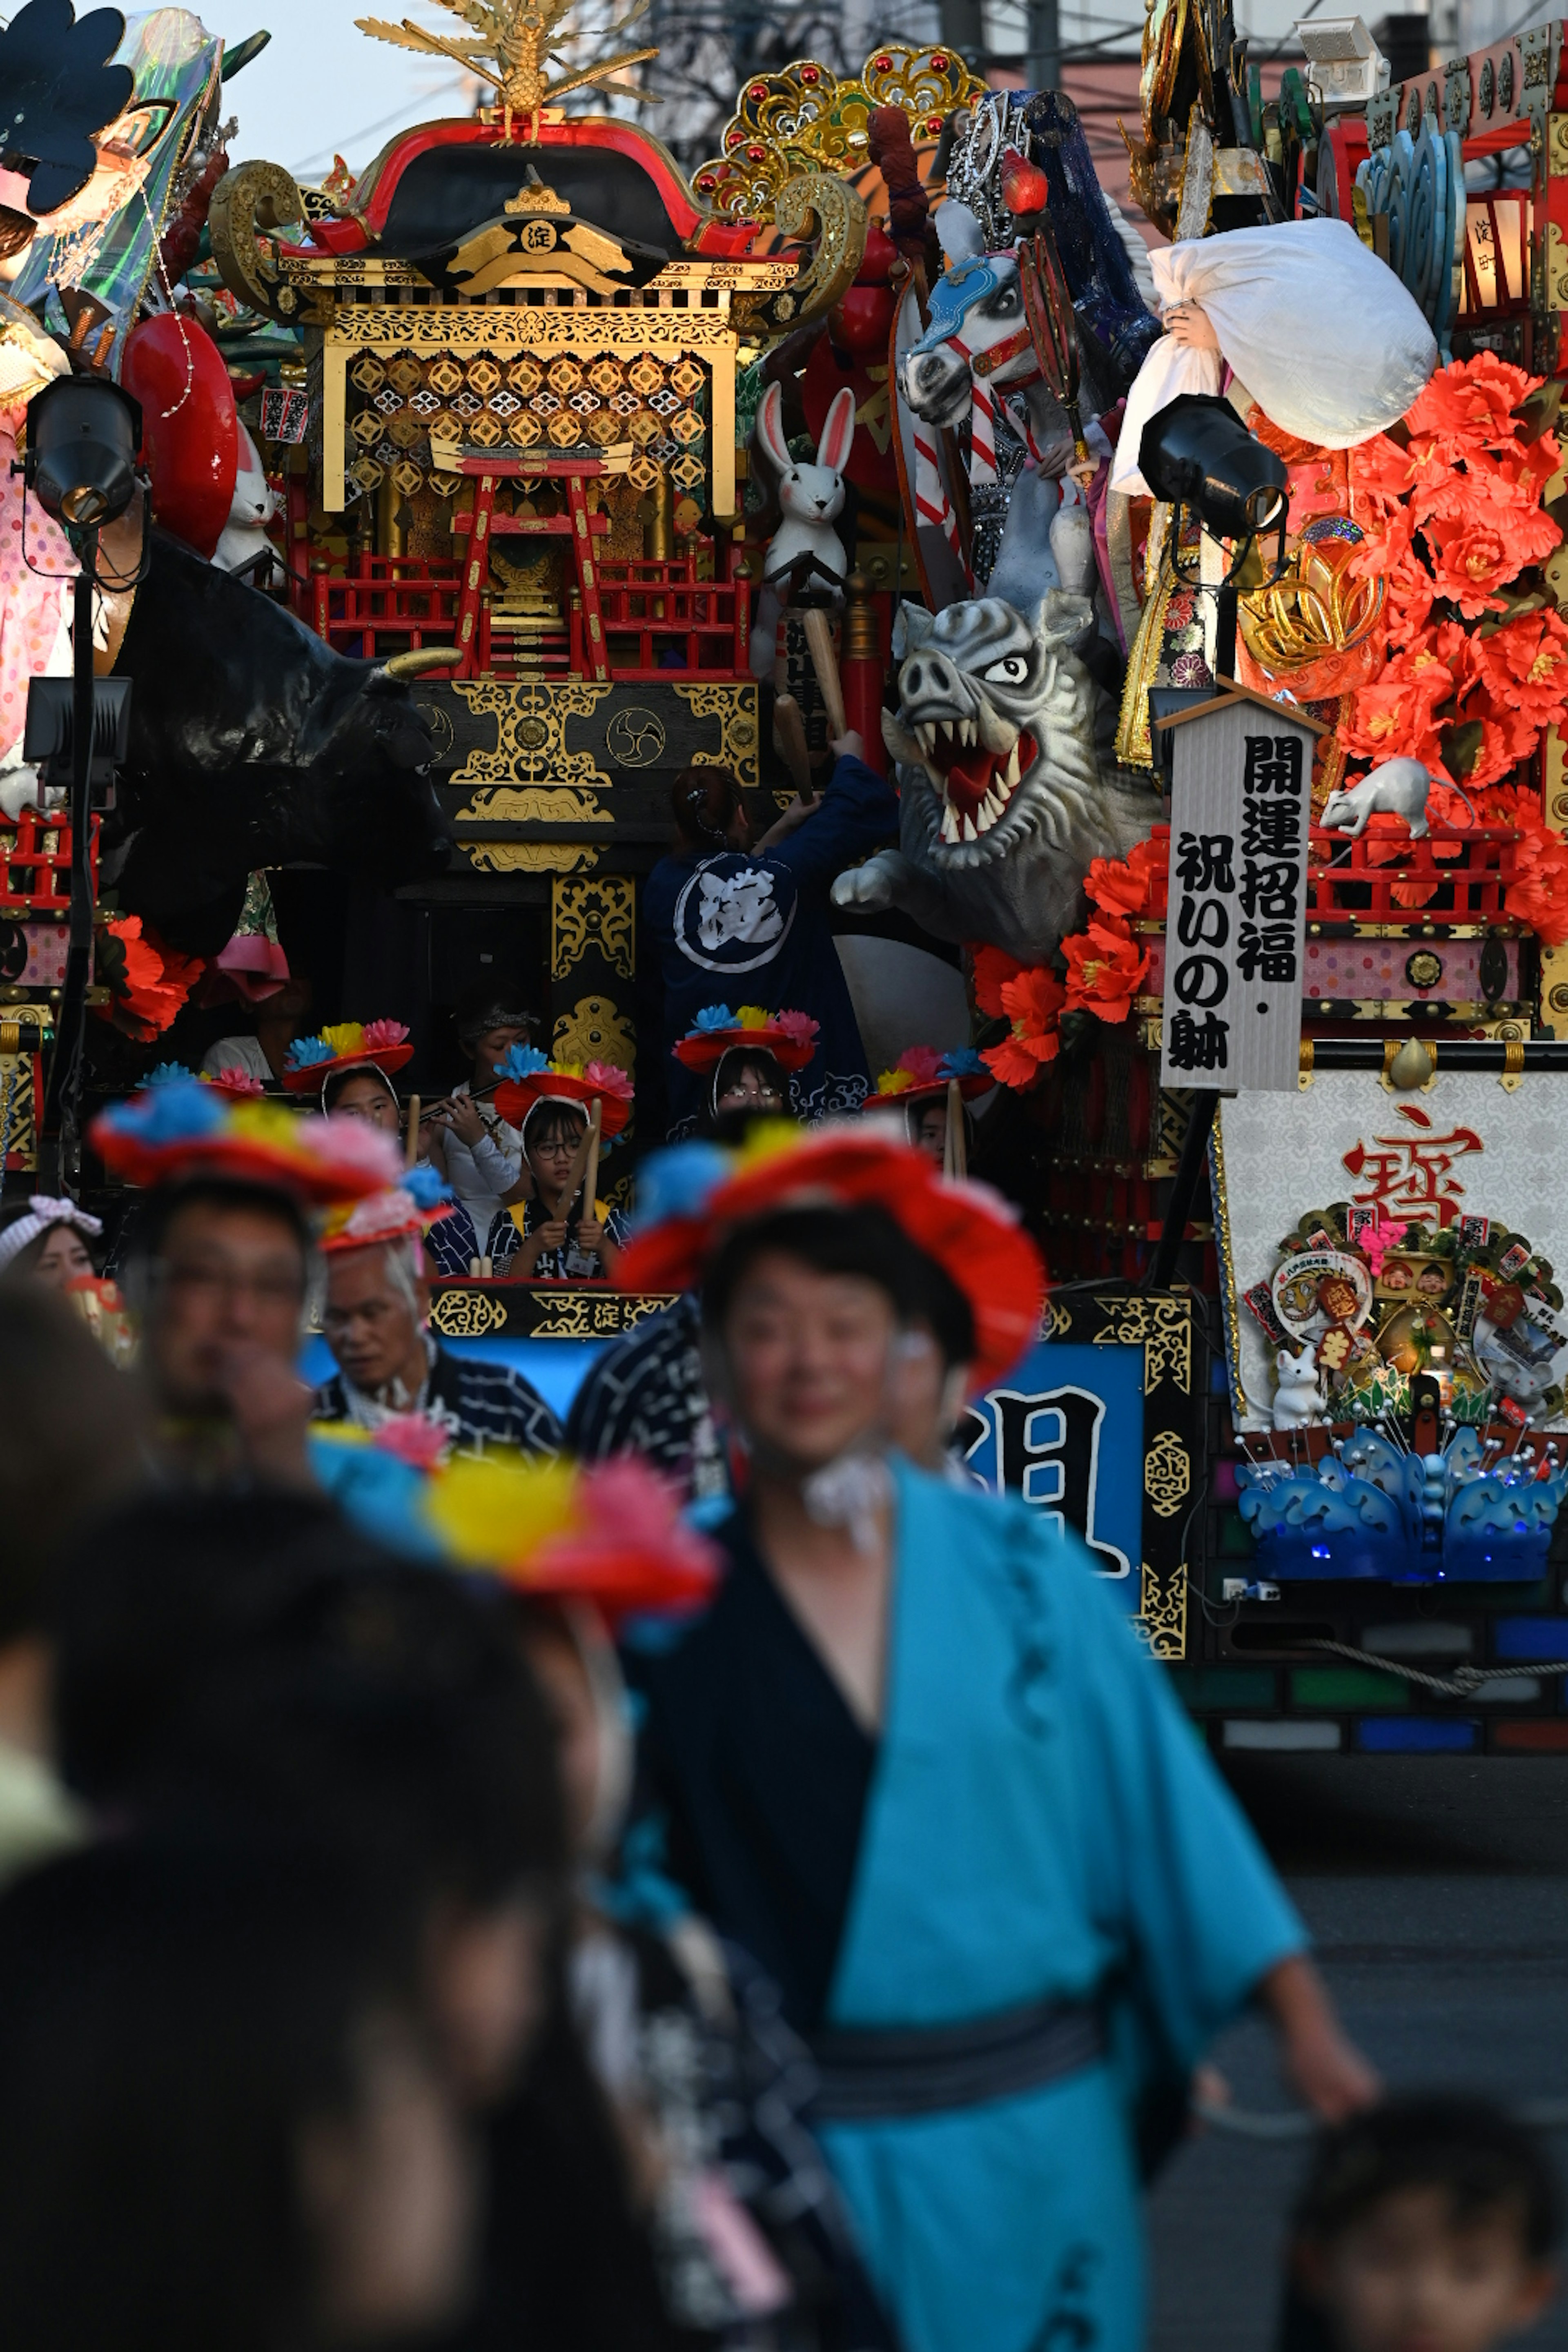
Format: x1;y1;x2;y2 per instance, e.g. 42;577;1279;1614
354;0;659;143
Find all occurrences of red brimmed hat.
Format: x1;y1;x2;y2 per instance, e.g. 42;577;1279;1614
90;1083;404;1206
281;1020;414;1094
672;1004;819;1075
424;1456;721;1624
871;1046;993;1110
615;1124;1045;1390
490;1049;634;1141
320;1171;458;1254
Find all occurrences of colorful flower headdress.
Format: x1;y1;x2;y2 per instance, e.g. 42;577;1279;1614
490;1043;634;1141
672;1004;820;1074
320;1164;458;1253
145;1059;265;1098
615;1121;1045;1391
873;1045;990;1103
281;1020;413;1093
90;1081;404;1205
424;1453;720;1622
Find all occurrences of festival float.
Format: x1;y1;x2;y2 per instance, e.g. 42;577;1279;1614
11;0;1568;1742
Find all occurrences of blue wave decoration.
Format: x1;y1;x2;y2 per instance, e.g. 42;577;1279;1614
1237;1428;1568;1583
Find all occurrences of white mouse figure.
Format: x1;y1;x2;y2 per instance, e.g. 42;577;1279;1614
755;380;856;603
1271;1346;1324;1431
1320;757;1432;842
213;421;282;583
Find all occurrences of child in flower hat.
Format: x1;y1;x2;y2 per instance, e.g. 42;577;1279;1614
281;1020;414;1140
868;1046;991;1165
484;1047;634;1281
672;1005;818;1130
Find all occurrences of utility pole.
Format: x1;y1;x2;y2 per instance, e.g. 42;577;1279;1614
1026;0;1060;87
938;0;985;54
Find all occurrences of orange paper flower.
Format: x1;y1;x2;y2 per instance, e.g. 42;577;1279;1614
1473;607;1568;732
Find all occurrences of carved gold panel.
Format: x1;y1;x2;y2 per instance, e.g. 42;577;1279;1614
552;993;635;1070
671;683;760;788
448;679;615;788
552;877;635;980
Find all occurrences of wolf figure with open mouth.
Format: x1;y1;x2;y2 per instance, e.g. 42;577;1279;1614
831;592;1158;967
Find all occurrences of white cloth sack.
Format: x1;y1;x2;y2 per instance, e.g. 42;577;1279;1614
1111;218;1438;495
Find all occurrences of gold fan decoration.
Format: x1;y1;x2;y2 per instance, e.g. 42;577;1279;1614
355;0;659;140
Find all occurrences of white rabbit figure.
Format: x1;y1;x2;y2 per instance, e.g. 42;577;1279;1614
213;421;282;583
755;380;856;603
1271;1347;1324;1432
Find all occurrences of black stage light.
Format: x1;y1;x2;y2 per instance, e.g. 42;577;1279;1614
23;373;143;529
1138;392;1291;682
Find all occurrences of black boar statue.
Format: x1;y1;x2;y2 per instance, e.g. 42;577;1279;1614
102;529;452;955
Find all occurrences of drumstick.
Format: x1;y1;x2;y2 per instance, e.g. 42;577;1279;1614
582;1098;603;1227
552;1115;597;1223
773;693;813;797
803;608;848;739
403;1091;421;1169
946;1077;967;1179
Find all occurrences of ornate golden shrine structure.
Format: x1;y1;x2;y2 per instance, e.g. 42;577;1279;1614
209;27;968;1125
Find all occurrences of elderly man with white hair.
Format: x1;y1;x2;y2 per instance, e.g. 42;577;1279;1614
312;1183;561;1459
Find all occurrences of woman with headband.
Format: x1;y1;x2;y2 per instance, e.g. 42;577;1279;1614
644;739;898;1138
0;1198;103;1292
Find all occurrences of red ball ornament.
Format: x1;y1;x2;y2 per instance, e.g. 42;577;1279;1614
121;312;238;560
931;51;948;67
829;281;895;354
857;223;898;285
1000;151;1050;215
873;53;892;69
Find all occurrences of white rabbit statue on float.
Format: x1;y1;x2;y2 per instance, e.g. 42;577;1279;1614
755;380;857;600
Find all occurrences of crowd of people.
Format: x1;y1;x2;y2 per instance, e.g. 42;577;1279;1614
0;742;1559;2352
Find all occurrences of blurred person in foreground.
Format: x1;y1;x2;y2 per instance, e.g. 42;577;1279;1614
311;1181;561;1459
52;1490;568;2110
616;1125;1379;2352
1284;2095;1559;2352
89;1081;403;1489
0;1287;143;1886
0;1830;477;2352
431;1453;894;2351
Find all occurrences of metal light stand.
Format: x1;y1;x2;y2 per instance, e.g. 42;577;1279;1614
45;525;101;1194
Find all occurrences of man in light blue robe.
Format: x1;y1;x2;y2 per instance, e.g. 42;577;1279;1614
627;1154;1376;2352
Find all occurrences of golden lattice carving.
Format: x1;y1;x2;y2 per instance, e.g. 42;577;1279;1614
1093;1294;1192;1394
466;843;601;873
671;683;760;788
693;44;986;221
330;307;738;354
0;1050;36;1172
1134;1559;1188;1661
448;680;614;788
429;1287;509;1336
553;877;635;980
552;993;635;1070
530;1290;677;1338
1144;1429;1192;1520
454;787;612;826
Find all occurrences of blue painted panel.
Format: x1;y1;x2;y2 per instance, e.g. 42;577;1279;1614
961;1339;1147;1616
301;1332;611;1424
1492;1616;1568;1661
1355;1717;1477;1753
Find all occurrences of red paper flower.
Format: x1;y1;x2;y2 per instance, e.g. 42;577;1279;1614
1404;353;1537;454
970;941;1028;1018
1340;666;1451;770
1083;831;1169;923
981;964;1065;1089
1473;607;1568;731
1061;916;1148;1022
1425;498;1560;617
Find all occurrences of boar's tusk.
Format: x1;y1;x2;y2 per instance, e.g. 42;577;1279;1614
373;647;461;683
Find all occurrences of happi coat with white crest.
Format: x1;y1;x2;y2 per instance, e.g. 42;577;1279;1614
635;1458;1305;2352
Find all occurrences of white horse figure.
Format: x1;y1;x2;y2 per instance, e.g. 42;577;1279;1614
898;210;1101;612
